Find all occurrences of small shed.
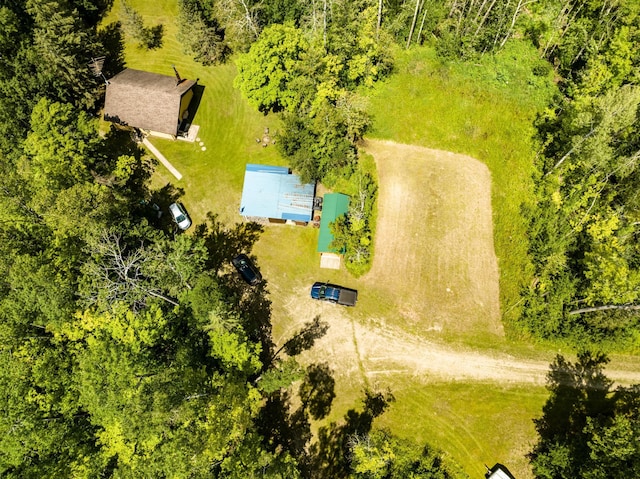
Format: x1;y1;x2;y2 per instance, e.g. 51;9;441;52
103;68;197;139
239;164;315;223
317;193;349;269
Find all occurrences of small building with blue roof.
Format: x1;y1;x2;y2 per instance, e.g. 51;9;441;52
239;164;315;223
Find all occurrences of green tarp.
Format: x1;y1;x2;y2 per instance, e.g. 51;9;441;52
317;193;350;252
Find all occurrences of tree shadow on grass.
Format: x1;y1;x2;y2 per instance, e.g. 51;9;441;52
300;363;336;421
97;22;126;81
257;316;330;392
303;388;395;479
146;183;186;231
257;317;333;450
533;351;613;441
529;350;615;475
258;377;394;479
144;24;163;50
194;213;264;273
260;390;312;459
257;362;338;462
271;316;329;363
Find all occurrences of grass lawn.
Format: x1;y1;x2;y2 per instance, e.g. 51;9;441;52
368;43;558;337
360;140;503;346
312;370;547;478
104;2;556;477
103;0;284;225
375;380;548;478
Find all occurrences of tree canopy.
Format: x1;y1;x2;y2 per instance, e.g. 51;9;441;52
522;25;640;345
530;351;640;478
235;23;309;113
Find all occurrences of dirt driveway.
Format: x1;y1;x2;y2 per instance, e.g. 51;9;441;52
282;293;640;387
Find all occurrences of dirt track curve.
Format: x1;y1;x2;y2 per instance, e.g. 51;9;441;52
283;301;640;388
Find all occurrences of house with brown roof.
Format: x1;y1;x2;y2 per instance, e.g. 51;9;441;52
103;68;197;139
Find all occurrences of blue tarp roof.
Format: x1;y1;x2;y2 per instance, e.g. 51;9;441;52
239;164;315;222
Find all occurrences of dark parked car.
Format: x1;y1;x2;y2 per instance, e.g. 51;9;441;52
232;254;262;286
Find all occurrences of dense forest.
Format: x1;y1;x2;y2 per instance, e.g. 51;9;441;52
0;0;639;477
518;0;640;349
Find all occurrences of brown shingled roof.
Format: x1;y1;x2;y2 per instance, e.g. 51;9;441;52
103;69;196;136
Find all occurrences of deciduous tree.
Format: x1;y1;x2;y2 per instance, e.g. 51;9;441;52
348;428;459;478
530;351;640;478
20;99;101;209
234;23;309;113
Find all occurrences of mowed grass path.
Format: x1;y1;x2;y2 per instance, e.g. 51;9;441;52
360;140;502;344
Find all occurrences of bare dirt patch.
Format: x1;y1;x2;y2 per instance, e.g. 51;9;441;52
361;139;502;337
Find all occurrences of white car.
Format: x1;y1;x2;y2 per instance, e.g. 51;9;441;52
169;202;192;230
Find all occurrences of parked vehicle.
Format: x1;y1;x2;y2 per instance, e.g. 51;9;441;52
232;254;262;286
310;282;357;306
169;202;192;230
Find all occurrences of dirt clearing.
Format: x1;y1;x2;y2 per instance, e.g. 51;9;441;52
360;139;502;337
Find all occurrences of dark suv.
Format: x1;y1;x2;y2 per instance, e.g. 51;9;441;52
232;254;262;286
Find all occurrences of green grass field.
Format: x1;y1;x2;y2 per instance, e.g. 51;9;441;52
104;2;557;477
376;380;547;478
368;43;558;337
